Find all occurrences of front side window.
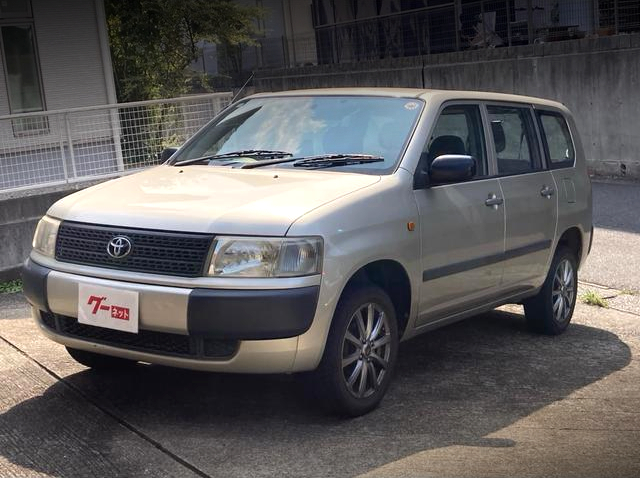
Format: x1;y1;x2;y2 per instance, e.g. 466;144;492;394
487;105;541;175
537;111;575;169
172;95;424;173
424;104;488;177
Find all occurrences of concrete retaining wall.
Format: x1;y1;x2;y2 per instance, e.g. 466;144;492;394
255;34;640;180
0;182;101;281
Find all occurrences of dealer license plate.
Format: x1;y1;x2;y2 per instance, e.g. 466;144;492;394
77;284;139;334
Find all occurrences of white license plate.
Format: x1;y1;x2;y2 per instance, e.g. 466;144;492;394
78;284;139;334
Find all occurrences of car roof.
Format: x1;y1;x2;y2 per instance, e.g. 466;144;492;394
247;87;568;111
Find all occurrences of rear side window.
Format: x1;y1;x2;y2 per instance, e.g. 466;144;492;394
487;105;541;175
537;112;575;169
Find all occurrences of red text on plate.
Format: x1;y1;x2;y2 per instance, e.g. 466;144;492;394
110;306;130;321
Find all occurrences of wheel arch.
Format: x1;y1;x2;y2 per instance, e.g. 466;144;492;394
339;259;412;337
556;226;583;264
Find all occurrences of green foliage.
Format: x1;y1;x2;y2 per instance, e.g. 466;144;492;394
118;103;189;165
580;290;609;308
0;280;22;294
105;0;261;102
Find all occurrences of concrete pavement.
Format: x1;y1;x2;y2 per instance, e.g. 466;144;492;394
1;179;639;477
1;294;638;478
581;180;640;291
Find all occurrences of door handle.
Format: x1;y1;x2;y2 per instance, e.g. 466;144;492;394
485;193;504;208
540;185;555;198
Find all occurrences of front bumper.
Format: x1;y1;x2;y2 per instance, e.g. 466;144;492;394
23;257;320;373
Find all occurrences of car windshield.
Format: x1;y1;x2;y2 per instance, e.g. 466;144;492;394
170;95;424;173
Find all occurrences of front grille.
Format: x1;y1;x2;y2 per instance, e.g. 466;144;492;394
40;312;238;360
56;222;213;277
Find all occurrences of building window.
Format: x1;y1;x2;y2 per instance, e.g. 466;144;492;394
0;0;32;19
1;25;44;114
1;23;48;135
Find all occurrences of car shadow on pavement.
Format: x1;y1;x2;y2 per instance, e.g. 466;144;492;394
0;309;632;477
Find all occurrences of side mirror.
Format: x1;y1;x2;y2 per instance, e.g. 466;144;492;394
158;147;179;162
429;154;476;184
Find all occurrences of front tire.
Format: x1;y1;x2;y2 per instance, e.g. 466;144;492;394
66;347;137;370
524;246;578;335
310;285;398;417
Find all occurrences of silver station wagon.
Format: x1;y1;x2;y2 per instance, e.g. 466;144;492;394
23;88;592;416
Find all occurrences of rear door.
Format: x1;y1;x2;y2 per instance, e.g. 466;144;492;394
415;103;505;326
486;103;558;290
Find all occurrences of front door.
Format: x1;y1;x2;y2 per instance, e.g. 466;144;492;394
415;104;505;326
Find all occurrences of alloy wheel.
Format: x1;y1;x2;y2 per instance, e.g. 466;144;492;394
552;259;575;323
341;302;392;398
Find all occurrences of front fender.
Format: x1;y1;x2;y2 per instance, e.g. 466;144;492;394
287;171;421;371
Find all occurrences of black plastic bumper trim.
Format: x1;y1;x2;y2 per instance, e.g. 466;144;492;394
187;286;320;340
39;312;238;360
21;258;50;312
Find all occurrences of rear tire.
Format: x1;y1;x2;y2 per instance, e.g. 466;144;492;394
310;285;398;417
524;246;578;335
66;347;137;370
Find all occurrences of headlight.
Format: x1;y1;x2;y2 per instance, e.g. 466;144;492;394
32;216;60;257
207;236;323;278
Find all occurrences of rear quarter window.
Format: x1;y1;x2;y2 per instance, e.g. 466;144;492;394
537;111;575;169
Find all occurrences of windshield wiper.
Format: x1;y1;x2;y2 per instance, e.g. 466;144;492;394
241;153;384;169
293;154;384;168
174;149;292;166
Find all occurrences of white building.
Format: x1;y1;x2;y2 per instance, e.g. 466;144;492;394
0;0;116;116
0;0;117;190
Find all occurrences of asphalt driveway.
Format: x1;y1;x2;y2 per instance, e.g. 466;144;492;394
1;179;639;478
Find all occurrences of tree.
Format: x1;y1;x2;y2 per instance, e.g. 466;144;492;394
105;0;261;102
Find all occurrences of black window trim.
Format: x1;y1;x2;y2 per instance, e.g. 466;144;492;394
535;109;576;171
483;101;545;178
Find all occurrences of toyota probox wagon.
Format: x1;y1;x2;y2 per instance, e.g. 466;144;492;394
23;88;592;416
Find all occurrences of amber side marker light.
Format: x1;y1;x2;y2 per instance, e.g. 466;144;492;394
407;222;415;231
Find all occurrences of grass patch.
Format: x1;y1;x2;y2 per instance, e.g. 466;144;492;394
620;288;638;296
581;289;609;308
0;279;22;294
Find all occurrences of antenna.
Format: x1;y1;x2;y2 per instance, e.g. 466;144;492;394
231;71;255;104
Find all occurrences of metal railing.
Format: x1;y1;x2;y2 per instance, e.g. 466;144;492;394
0;92;232;192
239;0;640;69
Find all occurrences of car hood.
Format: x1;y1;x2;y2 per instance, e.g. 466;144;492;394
48;165;381;235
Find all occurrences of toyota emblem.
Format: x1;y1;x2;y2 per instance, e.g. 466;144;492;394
107;236;132;259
